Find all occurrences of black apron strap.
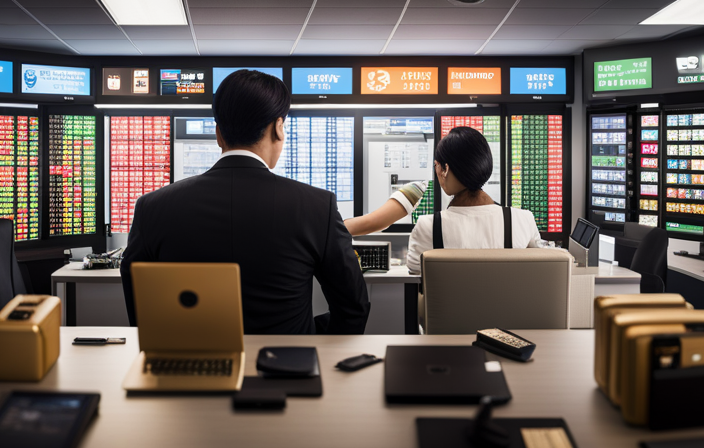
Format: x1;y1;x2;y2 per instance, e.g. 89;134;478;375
432;211;444;249
502;206;513;249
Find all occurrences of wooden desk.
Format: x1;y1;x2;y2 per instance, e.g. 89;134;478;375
2;328;703;448
668;238;704;282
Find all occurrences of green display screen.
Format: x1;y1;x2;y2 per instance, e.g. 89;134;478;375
594;58;652;92
666;222;704;235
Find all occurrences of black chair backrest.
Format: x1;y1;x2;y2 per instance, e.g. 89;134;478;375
614;223;658;269
0;219;26;308
630;227;669;293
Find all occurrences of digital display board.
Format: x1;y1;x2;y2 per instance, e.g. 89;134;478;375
48;115;96;236
447;68;501;95
21;64;90;96
510;114;563;233
509;68;566;95
292;68;352;95
212;67;283;93
160;69;205;95
0;61;12;94
102;68;151;95
594;58;652;92
173;117;220;182
0;115;39;241
110;116;170;233
361;67;438;95
274;116;354;219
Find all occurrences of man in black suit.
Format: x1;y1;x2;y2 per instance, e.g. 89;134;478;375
120;70;370;334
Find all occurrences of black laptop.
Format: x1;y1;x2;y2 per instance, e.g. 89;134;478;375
384;346;512;404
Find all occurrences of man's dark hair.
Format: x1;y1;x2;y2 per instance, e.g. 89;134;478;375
435;126;493;192
213;69;291;148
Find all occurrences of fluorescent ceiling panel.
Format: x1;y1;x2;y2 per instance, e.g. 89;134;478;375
100;0;188;26
641;0;704;25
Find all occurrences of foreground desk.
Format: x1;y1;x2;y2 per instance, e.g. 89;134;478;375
2;328;704;448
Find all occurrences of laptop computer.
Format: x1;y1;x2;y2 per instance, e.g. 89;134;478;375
122;262;245;392
384;345;511;404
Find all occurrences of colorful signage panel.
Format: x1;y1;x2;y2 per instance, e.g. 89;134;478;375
0;61;12;94
21;64;90;96
160;69;205;95
447;67;501;95
510;68;566;95
361;67;438;95
212;67;283;93
103;68;151;96
292;68;352;95
594;58;652;92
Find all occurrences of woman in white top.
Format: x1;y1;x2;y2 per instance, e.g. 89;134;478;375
407;126;542;274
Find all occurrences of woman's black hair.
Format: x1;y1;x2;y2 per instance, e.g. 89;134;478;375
212;69;291;148
434;126;493;193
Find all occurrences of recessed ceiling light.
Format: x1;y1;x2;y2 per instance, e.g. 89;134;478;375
99;0;188;26
641;0;704;25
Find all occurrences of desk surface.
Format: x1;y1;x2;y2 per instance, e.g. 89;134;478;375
3;328;703;448
668;239;704;282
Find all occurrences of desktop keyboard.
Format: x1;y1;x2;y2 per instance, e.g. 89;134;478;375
144;358;233;376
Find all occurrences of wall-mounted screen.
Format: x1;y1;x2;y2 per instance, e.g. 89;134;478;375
102;68;151;96
212;67;283;93
447;67;501;95
292;68;352;95
641;143;658;154
173;117;220;181
641;115;659;127
509;68;566;95
0;61;12;94
0;115;39;241
160;69;205;96
594;58;652;92
21;64;90;96
361;67;438;95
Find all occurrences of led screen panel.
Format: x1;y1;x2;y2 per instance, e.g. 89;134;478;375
292;68;352;95
0;115;39;241
21;64;90;96
509;68;566;95
48;115;96;236
594;58;652;92
160;69;205;95
447;68;501;95
0;61;12;94
212;67;282;93
110;116;171;233
102;68;151;95
361;67;438;95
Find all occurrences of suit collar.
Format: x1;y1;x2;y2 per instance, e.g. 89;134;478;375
208;155;270;171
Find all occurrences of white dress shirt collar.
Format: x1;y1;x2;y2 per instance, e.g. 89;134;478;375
218;149;269;169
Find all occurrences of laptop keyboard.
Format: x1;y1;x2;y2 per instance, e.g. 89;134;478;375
144;358;233;376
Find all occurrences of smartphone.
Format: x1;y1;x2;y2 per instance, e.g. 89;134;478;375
73;337;126;345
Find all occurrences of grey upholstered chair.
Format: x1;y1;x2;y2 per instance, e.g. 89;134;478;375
420;248;572;334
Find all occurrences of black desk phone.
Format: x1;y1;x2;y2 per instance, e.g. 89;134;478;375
472;328;536;362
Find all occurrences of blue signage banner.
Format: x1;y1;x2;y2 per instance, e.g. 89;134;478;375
292;68;352;95
0;61;12;94
213;67;283;93
21;64;90;96
510;67;566;95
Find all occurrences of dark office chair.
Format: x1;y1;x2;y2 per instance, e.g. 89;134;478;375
614;222;654;269
0;219;27;308
630;226;669;293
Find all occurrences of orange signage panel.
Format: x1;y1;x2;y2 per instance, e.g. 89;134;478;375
448;67;502;95
361;67;438;95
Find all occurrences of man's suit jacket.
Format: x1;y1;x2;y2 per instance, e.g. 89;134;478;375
120;155;370;334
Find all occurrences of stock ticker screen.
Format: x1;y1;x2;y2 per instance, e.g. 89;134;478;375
510;114;563;233
0;115;39;241
48;115;96;236
110;116;171;233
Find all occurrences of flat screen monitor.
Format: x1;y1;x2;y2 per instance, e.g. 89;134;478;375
509;68;566;95
212;67;283;94
570;218;598;248
173;117;220;181
103;68;151;96
292;68;352;95
0;61;12;94
21;64;90;96
160;69;205;96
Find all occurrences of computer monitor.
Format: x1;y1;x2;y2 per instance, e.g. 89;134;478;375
570;218;598;249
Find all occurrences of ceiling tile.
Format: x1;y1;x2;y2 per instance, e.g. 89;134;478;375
0;25;54;40
383;39;484;55
540;39;610;54
121;26;194;40
506;8;596;25
293;39;386;55
394;24;494;40
602;0;676;8
410;0;517;7
303;25;393;40
401;8;509;25
494;25;572;40
18;0;96;6
187;0;312;6
615;25;695;40
518;0;608;7
315;0;406;6
49;25;125;40
0;38;74;54
25;7;112;25
308;7;402;25
194;25;301;40
131;39;198;55
63;39;140;55
195;39;294;55
580;9;661;25
559;25;635;39
0;8;40;25
189;7;309;25
480;39;552;54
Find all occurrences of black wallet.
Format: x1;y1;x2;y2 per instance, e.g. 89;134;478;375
256;347;320;378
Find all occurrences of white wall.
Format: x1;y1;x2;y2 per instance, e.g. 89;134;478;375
570;54;586;231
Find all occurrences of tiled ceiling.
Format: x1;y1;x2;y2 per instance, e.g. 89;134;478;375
0;0;698;56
